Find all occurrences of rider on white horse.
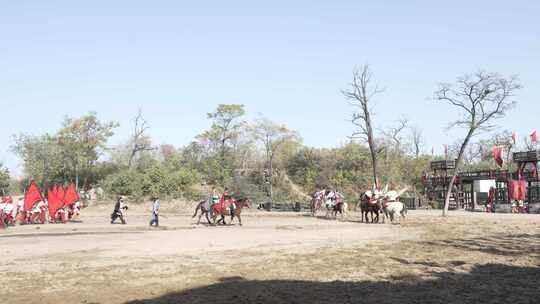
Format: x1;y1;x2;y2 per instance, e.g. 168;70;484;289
325;189;337;208
382;185;409;223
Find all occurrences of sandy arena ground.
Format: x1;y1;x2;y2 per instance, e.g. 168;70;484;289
0;204;539;304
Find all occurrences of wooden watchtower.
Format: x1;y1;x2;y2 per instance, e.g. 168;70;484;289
425;160;458;208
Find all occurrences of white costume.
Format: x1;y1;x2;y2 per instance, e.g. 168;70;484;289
17;198;24;211
32;201;47;214
385;190;400;202
325;191;337;207
4;202;16;218
71;201;82;217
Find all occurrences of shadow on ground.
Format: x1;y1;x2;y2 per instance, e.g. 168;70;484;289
126;264;539;304
425;233;540;257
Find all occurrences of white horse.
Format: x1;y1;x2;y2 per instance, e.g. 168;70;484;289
381;187;409;224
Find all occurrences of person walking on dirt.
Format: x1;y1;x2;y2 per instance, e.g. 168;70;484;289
149;196;160;227
111;196;128;224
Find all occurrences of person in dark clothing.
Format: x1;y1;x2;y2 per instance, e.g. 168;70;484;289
149;196;160;227
111;196;128;224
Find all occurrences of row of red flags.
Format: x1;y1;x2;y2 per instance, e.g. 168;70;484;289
23;181;80;217
512;131;537;144
433;131;538;158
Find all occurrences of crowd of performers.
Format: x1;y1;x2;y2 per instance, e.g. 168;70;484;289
309;184;409;223
0;180;83;229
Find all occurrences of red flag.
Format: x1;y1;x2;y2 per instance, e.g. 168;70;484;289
64;183;80;206
57;185;66;203
53;184;58;197
512;133;517;145
47;188;65;219
215;191;228;212
492;146;504;167
24;180;43;211
532;131;538;143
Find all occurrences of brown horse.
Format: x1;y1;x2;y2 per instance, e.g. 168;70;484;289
328;200;348;219
193;197;251;226
310;191;325;216
359;192;385;223
213;198;251;226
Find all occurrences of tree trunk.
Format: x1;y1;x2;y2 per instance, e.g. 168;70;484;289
75;165;79;191
443;127;476;216
269;154;273;203
365;113;378;188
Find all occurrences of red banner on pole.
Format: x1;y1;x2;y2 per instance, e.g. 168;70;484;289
64;183;80;206
492;146;504;167
24;181;43;211
47;188;65;219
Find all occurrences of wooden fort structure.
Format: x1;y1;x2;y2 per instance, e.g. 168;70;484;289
423;150;540;213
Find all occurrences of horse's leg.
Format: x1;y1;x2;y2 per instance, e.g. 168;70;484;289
197;210;203;225
220;214;226;225
205;212;212;225
237;212;242;226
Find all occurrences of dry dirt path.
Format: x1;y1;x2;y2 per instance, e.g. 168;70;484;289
0;208;539;304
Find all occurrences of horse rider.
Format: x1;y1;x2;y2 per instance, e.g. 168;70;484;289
111;196;128;224
325;189;337;208
0;197;6;226
149;196;160;227
0;197;6;215
208;188;219;218
16;197;25;224
3;196;16;226
31;199;47;224
216;188;227;214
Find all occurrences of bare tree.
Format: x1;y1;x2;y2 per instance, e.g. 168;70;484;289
381;118;409;151
410;125;424;158
343;65;384;188
435;71;521;216
128;109;154;168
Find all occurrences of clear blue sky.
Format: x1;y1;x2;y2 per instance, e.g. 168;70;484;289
1;0;539;176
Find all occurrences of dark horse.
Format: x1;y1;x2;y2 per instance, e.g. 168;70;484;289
192;197;251;226
359;192;385;223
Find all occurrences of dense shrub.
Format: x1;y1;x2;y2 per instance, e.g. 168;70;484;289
101;169;144;199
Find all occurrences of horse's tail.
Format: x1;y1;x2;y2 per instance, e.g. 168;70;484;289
192;201;203;218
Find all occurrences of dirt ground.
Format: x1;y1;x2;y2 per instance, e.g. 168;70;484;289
0;204;539;304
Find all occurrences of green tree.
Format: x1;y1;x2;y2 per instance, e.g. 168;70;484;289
11;133;63;185
57;112;118;189
251;116;299;202
197;104;245;186
287;148;322;191
0;163;10;194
